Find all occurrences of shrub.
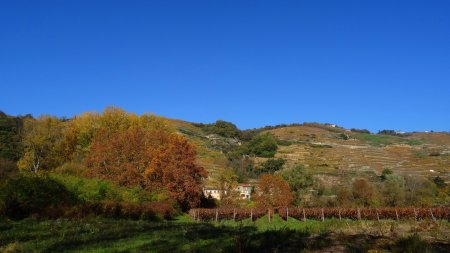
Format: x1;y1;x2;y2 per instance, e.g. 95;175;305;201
258;158;285;174
0;176;77;220
196;120;241;138
234;133;278;158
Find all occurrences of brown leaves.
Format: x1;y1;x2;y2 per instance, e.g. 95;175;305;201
254;174;294;209
85;126;207;210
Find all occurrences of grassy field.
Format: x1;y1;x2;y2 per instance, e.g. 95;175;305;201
1;215;449;253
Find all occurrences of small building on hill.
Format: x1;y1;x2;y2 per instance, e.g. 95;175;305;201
203;184;254;200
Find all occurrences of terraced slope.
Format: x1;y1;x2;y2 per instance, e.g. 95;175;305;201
165;119;450;186
267;126;450;185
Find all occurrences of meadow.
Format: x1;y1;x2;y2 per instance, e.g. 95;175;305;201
1;215;449;253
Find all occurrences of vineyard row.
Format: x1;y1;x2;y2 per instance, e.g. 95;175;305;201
189;207;449;222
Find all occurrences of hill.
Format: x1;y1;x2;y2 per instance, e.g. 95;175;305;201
166;120;450;189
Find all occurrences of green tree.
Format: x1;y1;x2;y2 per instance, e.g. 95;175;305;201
249;133;278;157
277;165;313;206
201;120;241;138
258;158;285;174
433;176;446;188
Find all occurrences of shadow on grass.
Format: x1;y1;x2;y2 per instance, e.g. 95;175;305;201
43;222;316;253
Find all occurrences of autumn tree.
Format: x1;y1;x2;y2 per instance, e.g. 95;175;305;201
352;178;378;207
254;174;293;209
144;134;207;211
18;116;65;174
62;107;173;163
85;122;207;211
84;126;159;187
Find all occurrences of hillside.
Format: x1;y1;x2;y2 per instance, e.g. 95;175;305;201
167;120;450;187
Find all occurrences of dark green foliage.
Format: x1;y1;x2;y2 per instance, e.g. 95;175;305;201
0;159;18;178
378;129;410;137
337;133;349;140
380;168;394;181
195;120;241;138
433;176;446;188
350;128;371;134
0;111;29;162
228;156;257;182
0;176;77;219
391;234;432;253
258;158;285;174
245;133;278;157
228;133;278;158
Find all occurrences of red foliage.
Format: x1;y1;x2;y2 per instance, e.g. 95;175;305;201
278;207;450;221
84;127;207;210
189;208;268;221
254;174;294;209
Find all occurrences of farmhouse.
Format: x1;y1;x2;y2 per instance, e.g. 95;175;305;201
203;184;254;200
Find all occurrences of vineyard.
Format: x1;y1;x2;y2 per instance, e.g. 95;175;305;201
189;207;450;222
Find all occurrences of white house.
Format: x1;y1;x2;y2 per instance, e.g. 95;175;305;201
203;184;254;200
236;184;253;199
203;187;225;200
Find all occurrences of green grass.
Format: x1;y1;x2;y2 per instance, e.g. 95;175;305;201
355;133;424;146
49;173;161;203
1;216;448;252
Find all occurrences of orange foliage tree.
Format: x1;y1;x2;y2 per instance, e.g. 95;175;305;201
254;174;293;209
84;126;207;210
145;134;208;210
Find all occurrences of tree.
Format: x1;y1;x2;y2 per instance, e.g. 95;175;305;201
211;168;240;206
405;174;436;206
199;120;241;138
336;187;354;207
380;168;393;181
254;174;293;209
352;178;377;207
85;124;207;211
382;174;406;206
277;165;313;206
0;112;28;162
18;116;65;174
258;158;285;174
84;126;159;187
433;176;446;188
145;134;208;210
232;133;278;158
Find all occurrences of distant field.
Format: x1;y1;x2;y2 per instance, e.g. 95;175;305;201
1;216;449;252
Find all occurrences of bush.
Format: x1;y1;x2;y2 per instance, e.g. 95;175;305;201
350;128;371;134
258;158;285;174
0;176;77;220
64;201;176;220
49;173;156;202
244;133;278;157
196;120;241;138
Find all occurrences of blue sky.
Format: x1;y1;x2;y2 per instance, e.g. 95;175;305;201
1;0;449;132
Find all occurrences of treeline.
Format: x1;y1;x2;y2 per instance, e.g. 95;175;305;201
0;107;208;220
0;111;32;176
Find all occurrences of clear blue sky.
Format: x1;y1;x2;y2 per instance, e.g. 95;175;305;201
1;0;449;132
